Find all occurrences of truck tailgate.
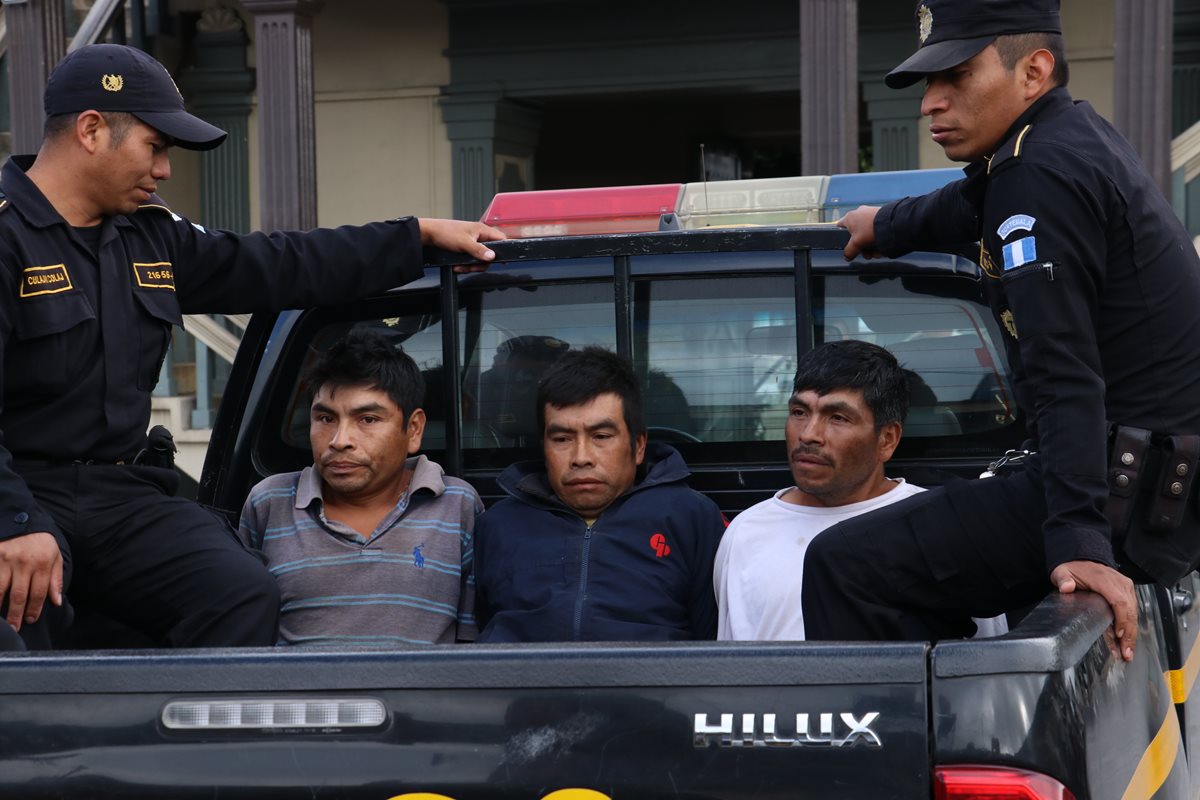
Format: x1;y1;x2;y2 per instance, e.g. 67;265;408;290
0;641;929;800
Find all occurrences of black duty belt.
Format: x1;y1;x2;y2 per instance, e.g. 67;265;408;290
1106;425;1200;535
12;456;134;468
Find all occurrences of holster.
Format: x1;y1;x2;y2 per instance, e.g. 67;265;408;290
1147;434;1200;532
1105;424;1152;534
133;425;178;470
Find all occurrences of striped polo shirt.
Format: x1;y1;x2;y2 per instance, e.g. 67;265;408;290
239;455;482;646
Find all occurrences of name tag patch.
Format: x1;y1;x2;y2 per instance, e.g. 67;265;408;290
1002;236;1037;271
19;264;73;297
132;261;175;290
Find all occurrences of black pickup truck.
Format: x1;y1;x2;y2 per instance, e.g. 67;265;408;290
1;175;1198;800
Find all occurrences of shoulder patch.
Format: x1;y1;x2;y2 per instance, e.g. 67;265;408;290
988;124;1033;174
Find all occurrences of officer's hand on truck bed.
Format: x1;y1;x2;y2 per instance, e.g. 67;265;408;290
1051;560;1137;662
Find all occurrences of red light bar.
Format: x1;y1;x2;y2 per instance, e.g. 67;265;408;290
481;184;682;238
935;766;1076;800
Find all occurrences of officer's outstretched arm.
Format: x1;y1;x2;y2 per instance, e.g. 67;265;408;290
0;532;63;632
1050;559;1137;662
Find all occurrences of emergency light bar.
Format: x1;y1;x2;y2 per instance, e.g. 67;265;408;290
482;168;964;238
481;184;682;238
675;175;826;229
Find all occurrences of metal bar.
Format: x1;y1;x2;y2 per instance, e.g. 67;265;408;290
224;314;252;331
182;314;240;364
69;0;123;50
440;267;464;477
129;0;145;50
794;248;814;356
613;255;633;362
192;340;214;429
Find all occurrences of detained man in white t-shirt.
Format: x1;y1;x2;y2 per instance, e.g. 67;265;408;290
714;339;1007;641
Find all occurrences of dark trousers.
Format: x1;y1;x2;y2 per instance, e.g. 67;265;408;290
801;459;1055;641
19;463;279;648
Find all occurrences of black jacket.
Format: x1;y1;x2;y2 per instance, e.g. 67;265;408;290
875;88;1200;583
0;155;424;542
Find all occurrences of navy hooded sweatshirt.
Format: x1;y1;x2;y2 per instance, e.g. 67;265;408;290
474;443;724;642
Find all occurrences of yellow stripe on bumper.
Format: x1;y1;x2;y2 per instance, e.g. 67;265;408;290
1166;629;1200;704
1120;703;1181;800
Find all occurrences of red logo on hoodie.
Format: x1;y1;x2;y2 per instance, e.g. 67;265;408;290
650;533;671;558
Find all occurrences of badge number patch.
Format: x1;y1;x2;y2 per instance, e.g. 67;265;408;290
132;261;175;290
1002;237;1037;271
19;264;73;298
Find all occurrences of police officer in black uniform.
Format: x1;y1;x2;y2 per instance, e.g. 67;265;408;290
0;44;503;651
806;0;1200;662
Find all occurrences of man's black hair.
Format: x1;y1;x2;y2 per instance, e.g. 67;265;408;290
44;111;137;146
791;340;909;432
994;32;1069;88
303;328;425;423
537;346;645;450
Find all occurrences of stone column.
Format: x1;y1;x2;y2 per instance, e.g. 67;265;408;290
179;4;255;234
861;77;922;171
440;94;541;221
241;0;320;232
799;0;859;174
6;0;66;154
177;3;255;425
1114;0;1174;193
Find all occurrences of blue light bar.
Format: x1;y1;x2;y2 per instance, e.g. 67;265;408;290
822;168;964;221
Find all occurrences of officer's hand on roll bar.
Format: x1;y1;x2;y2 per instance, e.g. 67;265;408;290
418;218;506;273
837;205;884;261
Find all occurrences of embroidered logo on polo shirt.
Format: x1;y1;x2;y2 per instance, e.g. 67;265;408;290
650;533;671;558
132;261;175;290
19;264;73;298
413;543;425;569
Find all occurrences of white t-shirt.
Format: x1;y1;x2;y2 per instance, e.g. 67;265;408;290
714;480;1008;641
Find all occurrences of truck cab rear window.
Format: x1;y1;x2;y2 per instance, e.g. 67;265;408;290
260;258;1018;481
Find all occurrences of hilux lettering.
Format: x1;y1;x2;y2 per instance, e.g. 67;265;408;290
693;711;882;748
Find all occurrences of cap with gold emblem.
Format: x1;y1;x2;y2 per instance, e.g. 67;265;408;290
885;0;1062;90
43;43;226;151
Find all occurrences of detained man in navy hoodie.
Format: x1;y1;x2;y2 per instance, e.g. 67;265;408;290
474;347;724;642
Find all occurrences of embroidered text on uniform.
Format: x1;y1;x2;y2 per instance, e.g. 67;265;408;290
19;264;73;298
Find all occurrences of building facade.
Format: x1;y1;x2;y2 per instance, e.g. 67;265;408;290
2;0;1199;482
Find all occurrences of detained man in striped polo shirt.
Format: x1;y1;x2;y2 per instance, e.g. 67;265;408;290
239;329;482;646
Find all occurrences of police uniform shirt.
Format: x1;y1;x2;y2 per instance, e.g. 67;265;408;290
875;88;1200;579
0;155;427;542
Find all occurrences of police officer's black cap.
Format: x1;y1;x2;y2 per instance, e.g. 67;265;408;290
44;44;227;151
885;0;1062;89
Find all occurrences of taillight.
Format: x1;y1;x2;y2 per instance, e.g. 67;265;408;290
934;766;1076;800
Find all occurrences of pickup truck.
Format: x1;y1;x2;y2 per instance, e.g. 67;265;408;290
1;172;1198;800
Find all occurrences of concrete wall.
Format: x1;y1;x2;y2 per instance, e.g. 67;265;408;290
311;0;453;226
162;0;452;230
